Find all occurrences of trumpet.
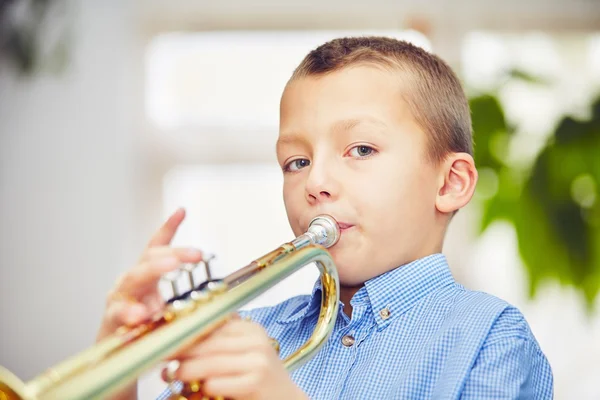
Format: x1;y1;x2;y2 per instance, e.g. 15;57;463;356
0;215;341;400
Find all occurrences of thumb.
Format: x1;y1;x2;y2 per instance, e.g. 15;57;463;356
97;299;151;342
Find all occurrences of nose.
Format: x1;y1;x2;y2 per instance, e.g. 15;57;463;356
305;160;338;204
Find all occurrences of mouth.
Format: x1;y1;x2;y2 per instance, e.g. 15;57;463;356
337;222;355;232
302;217;355;235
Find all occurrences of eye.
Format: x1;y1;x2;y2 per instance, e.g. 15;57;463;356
348;145;376;158
284;158;311;172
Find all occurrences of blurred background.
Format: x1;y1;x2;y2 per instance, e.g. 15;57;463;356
1;0;599;398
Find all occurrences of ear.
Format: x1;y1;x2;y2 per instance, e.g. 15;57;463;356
435;153;478;214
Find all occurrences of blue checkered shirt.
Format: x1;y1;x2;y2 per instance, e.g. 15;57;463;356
156;253;553;399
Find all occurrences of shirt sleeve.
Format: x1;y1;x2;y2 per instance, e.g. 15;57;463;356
460;307;554;400
156;381;181;400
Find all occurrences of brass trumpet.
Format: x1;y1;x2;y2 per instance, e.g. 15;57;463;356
0;215;341;400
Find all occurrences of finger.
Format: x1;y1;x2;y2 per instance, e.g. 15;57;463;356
174;325;274;362
203;374;260;399
176;354;263;381
165;313;242;359
119;253;195;295
147;208;186;248
115;257;177;296
189;317;257;345
105;300;149;328
121;247;204;296
209;318;265;337
174;333;261;360
143;292;167;315
141;247;203;264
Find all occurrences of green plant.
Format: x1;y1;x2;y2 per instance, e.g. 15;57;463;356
471;88;600;306
0;0;70;76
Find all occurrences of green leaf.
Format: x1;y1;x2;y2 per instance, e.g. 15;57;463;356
475;92;600;307
505;68;552;86
470;95;512;172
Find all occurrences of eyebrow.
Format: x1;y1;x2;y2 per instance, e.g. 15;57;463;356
275;133;307;156
277;116;389;150
331;116;388;134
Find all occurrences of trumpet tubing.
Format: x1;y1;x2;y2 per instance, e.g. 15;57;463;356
0;216;341;400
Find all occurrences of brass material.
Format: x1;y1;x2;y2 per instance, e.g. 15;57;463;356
271;338;281;354
0;217;340;400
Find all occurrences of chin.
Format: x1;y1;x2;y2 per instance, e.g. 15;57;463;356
328;250;370;286
337;272;370;287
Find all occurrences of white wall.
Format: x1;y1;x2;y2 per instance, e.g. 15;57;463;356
0;1;145;381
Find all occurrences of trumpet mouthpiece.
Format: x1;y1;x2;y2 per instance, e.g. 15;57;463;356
307;215;340;248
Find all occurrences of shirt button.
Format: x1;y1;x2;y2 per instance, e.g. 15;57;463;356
379;307;391;320
341;335;355;347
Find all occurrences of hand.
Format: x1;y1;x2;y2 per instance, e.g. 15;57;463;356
96;208;202;400
96;208;203;342
166;317;308;400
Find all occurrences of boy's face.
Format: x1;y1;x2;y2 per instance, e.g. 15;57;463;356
277;66;446;285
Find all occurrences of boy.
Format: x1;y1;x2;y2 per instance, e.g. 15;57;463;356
98;37;553;399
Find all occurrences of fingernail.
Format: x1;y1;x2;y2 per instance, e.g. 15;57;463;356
187;248;202;258
158;256;178;269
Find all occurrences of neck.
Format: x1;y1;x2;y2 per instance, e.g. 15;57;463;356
339;284;362;318
336;240;446;318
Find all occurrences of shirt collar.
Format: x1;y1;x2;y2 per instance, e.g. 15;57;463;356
361;253;454;328
276;253;454;326
276;278;324;324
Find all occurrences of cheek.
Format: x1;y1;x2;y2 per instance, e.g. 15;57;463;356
282;179;304;235
351;156;410;208
356;157;435;231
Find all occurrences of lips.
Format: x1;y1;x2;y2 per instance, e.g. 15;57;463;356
303;216;355;234
337;222;355;230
